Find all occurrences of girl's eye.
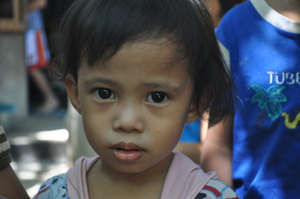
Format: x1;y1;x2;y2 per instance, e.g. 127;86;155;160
94;88;115;100
147;91;168;104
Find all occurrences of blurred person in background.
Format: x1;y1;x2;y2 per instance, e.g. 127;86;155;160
25;0;59;114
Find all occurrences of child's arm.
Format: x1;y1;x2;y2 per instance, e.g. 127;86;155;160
200;112;209;142
200;116;233;187
0;127;29;199
0;165;30;199
25;0;47;12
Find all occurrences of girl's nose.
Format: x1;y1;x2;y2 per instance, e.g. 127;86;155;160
112;103;144;134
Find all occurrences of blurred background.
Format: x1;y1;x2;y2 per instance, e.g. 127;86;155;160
0;0;77;197
0;0;243;198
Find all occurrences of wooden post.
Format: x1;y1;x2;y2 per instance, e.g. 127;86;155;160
0;0;25;32
0;0;28;125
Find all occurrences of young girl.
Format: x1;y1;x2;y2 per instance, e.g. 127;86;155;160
34;0;238;198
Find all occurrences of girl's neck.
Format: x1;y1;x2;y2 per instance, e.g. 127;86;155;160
88;153;174;199
266;0;300;21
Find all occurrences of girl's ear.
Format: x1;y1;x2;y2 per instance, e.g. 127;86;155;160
65;75;81;114
186;101;200;123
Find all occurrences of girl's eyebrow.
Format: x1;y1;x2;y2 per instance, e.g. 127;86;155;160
84;77;184;92
84;77;118;87
142;82;182;93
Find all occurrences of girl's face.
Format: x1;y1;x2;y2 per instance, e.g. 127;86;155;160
66;38;198;175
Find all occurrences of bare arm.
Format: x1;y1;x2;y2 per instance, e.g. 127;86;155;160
200;115;233;186
0;165;29;199
200;112;209;142
25;0;47;12
0;126;29;199
174;112;210;164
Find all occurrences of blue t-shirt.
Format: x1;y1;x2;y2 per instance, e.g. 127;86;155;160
216;0;300;198
180;119;200;142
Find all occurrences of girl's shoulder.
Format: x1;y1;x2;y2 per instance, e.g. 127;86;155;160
196;179;239;199
33;173;69;199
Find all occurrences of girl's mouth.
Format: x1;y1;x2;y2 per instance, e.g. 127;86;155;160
110;142;145;161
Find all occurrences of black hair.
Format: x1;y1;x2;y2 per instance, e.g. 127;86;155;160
52;0;234;125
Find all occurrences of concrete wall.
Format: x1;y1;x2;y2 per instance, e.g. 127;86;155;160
0;32;28;122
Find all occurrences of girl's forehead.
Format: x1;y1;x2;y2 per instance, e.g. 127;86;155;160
118;38;176;59
78;38;189;78
89;37;186;70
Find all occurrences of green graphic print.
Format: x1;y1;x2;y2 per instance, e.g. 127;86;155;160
282;112;300;129
250;84;287;121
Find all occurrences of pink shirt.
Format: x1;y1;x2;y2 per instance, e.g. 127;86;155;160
34;152;238;198
67;152;217;199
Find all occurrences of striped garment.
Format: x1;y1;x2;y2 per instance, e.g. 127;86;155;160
0;126;11;170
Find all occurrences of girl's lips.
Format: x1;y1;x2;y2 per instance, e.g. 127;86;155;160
113;149;143;161
110;142;145;151
110;142;145;161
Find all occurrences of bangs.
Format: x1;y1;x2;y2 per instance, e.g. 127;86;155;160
57;0;213;80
